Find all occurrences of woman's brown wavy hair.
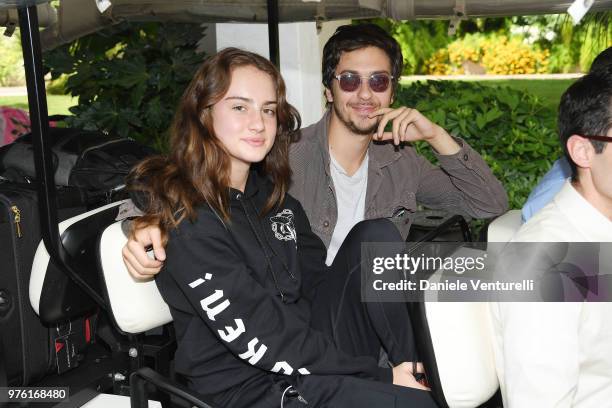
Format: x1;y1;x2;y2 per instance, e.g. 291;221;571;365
128;48;301;239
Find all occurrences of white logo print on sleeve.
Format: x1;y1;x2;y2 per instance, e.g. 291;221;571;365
188;273;310;375
270;209;297;243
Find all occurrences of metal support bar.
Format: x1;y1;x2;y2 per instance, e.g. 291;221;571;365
267;0;280;67
17;5;107;310
130;367;212;408
0;335;7;388
18;6;57;249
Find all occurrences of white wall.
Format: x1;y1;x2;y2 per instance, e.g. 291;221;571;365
276;22;323;127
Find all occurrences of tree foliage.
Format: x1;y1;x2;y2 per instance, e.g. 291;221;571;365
511;13;612;73
365;19;450;75
44;22;204;151
368;12;611;75
426;33;550;75
0;34;26;86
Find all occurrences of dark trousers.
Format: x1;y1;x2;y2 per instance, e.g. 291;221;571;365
239;371;438;408
230;219;436;408
311;218;418;365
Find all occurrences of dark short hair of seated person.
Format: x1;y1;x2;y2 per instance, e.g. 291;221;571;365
590;46;612;73
558;65;612;181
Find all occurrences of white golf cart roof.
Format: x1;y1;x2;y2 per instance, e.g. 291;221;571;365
3;1;612;52
3;0;612;21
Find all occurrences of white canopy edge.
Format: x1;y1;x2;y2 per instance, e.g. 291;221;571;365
0;2;55;27
1;0;611;51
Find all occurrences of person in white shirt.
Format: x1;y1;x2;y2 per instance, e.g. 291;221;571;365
491;66;612;407
520;45;612;223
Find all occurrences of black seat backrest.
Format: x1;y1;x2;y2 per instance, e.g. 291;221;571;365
32;203;122;325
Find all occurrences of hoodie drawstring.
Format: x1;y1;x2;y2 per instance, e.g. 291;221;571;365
247;200;297;282
238;194;287;302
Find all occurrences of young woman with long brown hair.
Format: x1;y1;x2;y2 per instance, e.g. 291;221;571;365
128;48;436;407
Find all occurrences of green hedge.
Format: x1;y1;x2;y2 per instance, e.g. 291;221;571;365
394;81;562;209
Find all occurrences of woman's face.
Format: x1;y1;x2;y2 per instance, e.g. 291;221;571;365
211;65;278;175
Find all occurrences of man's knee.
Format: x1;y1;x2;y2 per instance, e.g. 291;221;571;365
330;219;404;272
346;218;403;243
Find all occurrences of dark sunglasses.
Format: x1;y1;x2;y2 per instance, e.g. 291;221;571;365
582;134;612;142
333;72;394;93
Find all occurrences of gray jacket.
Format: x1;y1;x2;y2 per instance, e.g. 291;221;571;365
289;110;509;247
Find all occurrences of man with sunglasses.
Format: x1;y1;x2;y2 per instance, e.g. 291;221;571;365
289;24;508;267
490;67;612;407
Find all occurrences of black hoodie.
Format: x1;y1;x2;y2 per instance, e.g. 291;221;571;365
156;170;391;405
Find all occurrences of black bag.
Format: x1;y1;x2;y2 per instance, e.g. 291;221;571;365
0;127;155;195
0;181;96;386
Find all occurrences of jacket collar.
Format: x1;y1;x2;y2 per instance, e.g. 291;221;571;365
315;108;402;175
315;109;333;177
229;169;262;199
555;180;612;242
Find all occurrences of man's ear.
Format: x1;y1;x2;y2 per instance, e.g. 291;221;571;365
324;88;333;104
567;135;594;170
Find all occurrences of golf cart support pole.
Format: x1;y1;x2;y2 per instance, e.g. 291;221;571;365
267;0;280;67
17;5;107;310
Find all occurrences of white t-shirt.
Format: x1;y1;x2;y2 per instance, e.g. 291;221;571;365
326;151;368;265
